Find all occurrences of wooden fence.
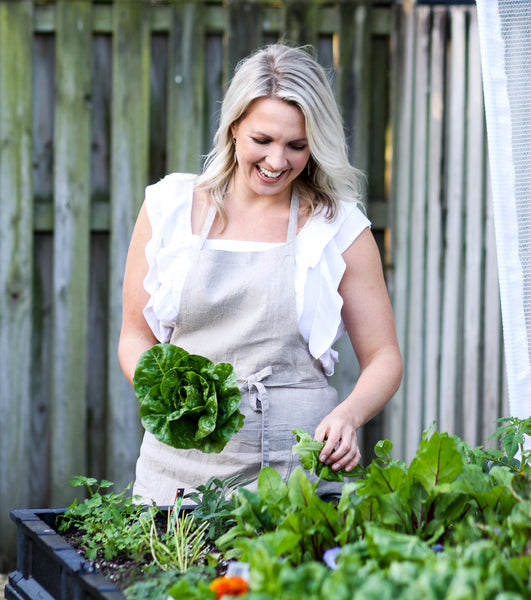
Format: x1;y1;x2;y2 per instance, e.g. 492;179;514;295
0;0;506;569
387;2;507;462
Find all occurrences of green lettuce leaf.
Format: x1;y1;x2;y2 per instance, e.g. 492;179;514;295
133;343;244;453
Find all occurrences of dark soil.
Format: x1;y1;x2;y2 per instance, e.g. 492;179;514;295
62;527;150;591
60;512;229;593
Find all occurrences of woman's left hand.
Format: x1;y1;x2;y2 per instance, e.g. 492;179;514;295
314;406;362;472
312;227;403;473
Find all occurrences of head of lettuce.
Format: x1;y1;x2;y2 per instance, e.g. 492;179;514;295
133;344;245;453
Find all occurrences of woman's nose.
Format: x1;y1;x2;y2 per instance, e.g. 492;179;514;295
266;146;288;170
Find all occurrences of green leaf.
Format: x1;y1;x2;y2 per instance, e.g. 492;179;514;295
134;344;188;398
364;523;432;563
359;460;408;497
374;439;393;460
167;577;216;600
69;475;97;489
257;467;288;505
408;431;463;492
376;491;414;532
291;428;364;481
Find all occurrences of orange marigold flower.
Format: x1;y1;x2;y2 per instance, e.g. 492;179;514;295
209;576;249;599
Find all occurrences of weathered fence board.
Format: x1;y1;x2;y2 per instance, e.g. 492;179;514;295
167;0;206;174
463;9;485;447
386;3;415;452
405;6;429;461
0;0;510;570
106;1;151;491
227;0;265;75
424;6;445;435
50;0;93;506
439;7;466;436
0;0;34;566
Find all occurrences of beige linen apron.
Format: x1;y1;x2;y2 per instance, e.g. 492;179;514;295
133;191;343;504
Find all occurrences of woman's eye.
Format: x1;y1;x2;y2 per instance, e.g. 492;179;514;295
251;138;307;151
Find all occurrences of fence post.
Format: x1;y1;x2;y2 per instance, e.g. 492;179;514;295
107;0;151;491
50;0;93;507
167;0;205;174
0;0;33;571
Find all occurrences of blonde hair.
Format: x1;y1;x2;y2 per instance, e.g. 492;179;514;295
195;43;364;221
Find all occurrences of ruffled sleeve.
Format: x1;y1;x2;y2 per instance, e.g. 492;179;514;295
142;173;197;342
295;201;371;375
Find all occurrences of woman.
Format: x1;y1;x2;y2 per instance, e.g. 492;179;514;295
119;44;402;504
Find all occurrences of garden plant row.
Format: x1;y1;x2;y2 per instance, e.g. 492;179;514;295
24;417;531;599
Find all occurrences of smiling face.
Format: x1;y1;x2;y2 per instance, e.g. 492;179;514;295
230;97;311;204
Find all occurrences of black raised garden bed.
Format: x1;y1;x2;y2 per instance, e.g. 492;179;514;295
6;507;126;600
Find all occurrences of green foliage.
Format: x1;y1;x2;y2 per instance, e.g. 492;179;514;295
166;571;217;600
213;419;531;598
216;466;354;564
184;473;251;542
127;565;216;600
488;416;531;465
123;566;193;600
134;343;244;453
58;476;149;561
61;418;531;599
143;508;209;573
291;427;364;481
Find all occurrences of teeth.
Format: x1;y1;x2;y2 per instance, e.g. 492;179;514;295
258;166;283;179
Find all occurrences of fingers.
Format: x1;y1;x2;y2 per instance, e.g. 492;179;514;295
316;427;361;472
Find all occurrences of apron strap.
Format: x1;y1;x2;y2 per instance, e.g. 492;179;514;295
238;361;326;469
198;205;217;249
286;190;299;243
239;366;273;467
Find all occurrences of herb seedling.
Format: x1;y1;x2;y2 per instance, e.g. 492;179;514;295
58;476;149;561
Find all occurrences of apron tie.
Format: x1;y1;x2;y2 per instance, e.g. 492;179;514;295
239;366;272;467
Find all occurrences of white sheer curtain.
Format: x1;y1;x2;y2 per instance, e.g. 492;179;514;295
476;0;531;445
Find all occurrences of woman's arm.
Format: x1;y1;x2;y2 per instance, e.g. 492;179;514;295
118;202;158;386
314;227;403;471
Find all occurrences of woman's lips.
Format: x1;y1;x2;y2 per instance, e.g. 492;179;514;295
256;165;285;181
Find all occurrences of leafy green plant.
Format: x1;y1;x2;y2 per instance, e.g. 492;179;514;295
186;473;252;542
236;533;531;600
487;416;531;471
57;476;150;560
58;418;531;599
166;571;217;600
123;566;191;600
216;467;349;565
133;343;244;453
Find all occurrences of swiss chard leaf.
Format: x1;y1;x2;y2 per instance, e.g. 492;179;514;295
408;431;463;492
291;428;364;481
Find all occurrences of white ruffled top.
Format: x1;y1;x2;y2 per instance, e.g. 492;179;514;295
143;173;371;376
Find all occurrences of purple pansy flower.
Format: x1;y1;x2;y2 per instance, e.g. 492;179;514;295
323;547;341;570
